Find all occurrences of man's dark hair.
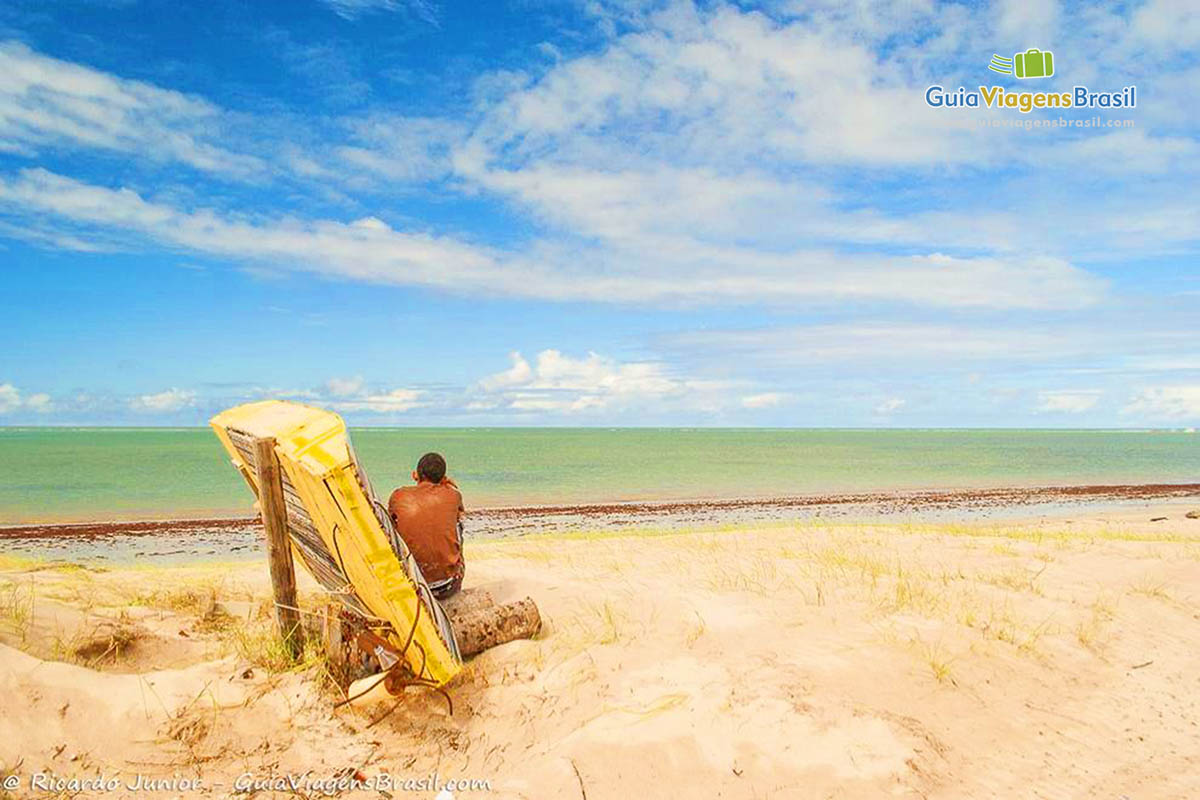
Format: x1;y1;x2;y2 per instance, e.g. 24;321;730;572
416;452;447;483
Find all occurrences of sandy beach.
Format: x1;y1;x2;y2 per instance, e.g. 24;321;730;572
2;504;1199;799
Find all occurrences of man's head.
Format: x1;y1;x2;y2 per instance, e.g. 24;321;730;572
414;452;447;484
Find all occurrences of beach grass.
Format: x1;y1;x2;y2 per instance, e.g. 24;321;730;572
3;514;1197;687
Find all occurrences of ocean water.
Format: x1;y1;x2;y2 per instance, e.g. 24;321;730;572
0;427;1197;524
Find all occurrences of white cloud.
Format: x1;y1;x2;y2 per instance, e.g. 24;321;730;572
1123;386;1200;421
874;397;905;415
473;349;723;414
318;0;437;22
0;167;503;293
130;388;195;413
326;375;367;397
448;0;1197;272
350;216;388;231
0;383;53;414
0;41;262;177
257;386;320;400
0;383;20;413
0;9;1133;313
994;0;1060;44
461;4;984;172
477;352;534;392
1131;0;1200;50
741;392;787;409
1048;130;1200;177
0;219;111;252
0;169;1105;310
318;373;423;414
9;9;1172;314
334;115;461;182
666;322;1091;367
24;393;52;413
1037;390;1102;413
328;388;423;413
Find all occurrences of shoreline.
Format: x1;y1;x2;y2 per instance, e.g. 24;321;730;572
2;480;1198;536
0;481;1197;565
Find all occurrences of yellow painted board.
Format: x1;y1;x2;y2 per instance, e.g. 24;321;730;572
210;400;461;684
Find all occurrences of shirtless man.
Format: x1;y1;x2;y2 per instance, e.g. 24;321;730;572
387;452;464;599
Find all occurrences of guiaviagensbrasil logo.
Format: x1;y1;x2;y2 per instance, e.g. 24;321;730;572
989;48;1054;79
925;47;1135;115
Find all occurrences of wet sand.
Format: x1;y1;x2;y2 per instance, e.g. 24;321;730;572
1;482;1198;563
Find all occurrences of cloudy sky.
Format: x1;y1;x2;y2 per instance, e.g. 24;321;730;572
0;0;1197;426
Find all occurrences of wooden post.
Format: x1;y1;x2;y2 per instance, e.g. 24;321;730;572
254;436;303;659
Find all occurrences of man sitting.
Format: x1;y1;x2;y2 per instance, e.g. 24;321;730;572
387;452;464;599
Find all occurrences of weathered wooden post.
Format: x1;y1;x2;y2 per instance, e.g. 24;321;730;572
253;436;303;659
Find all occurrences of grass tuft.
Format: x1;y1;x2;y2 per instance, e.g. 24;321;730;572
0;579;34;644
1128;575;1171;601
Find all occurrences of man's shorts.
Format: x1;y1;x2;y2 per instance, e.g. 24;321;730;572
428;571;463;600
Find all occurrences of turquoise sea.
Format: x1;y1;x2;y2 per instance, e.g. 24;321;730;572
0;427;1197;524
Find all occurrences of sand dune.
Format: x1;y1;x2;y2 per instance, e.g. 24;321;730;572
2;510;1199;798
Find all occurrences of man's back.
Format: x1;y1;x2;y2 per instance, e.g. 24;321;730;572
388;480;464;593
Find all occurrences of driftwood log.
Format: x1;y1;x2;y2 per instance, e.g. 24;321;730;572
441;587;497;618
449;596;541;658
322;589;541;688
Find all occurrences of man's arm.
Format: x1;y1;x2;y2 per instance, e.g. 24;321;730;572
386;488;403;526
443;477;464;514
454;486;464;548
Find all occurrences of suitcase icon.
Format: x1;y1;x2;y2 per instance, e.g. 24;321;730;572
1014;48;1054;79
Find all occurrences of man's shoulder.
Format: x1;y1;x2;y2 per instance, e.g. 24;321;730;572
435;481;463;501
430;481;464;511
390;482;460;502
388;485;417;506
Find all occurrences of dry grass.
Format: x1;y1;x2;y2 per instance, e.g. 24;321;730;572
126;584;218;615
1128;574;1172;601
918;639;957;686
227;619;328;675
4;514;1196;717
1076;608;1106;652
67;613;142;666
0;556;343;685
0;579;34;644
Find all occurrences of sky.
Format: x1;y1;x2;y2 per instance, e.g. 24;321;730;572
0;0;1197;427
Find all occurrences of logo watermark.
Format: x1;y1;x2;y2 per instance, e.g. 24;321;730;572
943;115;1135;131
926;85;1136;113
1;770;493;796
989;48;1055;79
927;47;1136;121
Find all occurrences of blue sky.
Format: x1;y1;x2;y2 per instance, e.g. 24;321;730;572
0;0;1198;426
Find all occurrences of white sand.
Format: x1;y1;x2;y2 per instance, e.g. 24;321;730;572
1;508;1199;798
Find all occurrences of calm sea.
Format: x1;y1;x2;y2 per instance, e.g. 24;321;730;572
0;427;1197;524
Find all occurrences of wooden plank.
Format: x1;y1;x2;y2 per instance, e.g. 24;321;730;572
254;436;303;659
